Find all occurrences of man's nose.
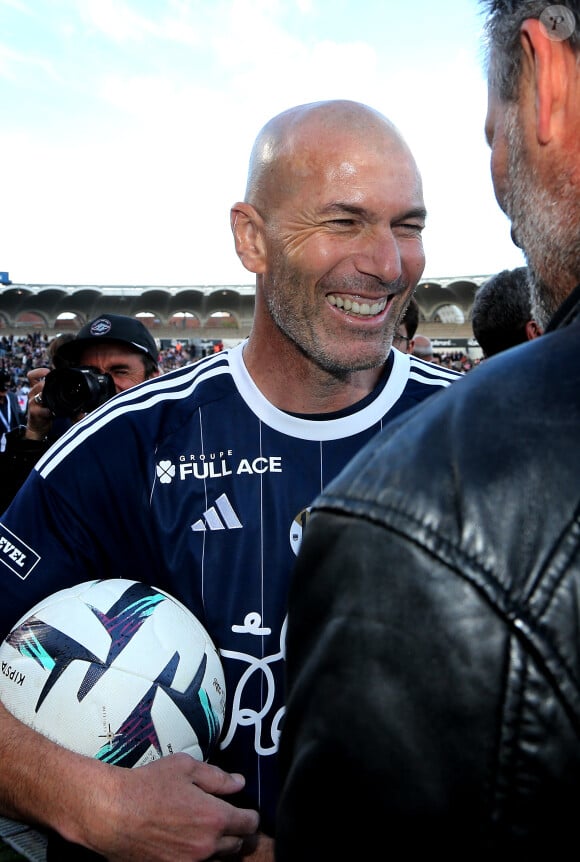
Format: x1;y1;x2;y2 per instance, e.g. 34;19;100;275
353;229;402;284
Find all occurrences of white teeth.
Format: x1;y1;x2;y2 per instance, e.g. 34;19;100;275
328;295;387;316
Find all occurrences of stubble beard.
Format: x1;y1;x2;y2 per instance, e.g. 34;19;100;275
265;250;397;377
503;105;580;330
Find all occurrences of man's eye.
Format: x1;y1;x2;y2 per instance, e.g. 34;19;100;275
398;222;425;232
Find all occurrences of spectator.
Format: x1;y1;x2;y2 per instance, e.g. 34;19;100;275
412;333;438;361
472;265;543;357
0;370;25;451
0;99;462;862
393;295;419;354
278;1;580;857
0;315;160;513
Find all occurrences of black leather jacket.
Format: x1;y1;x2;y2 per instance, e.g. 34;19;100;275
277;285;580;859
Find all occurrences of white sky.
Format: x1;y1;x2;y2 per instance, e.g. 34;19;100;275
0;0;526;287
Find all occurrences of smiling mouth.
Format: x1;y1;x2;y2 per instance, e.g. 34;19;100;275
327;294;388;317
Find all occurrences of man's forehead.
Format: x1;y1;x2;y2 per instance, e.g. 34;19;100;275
292;133;421;184
293;120;411;162
323;151;424;205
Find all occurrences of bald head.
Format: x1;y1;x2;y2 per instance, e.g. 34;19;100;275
412;334;434;359
231;98;427;386
245;100;416;214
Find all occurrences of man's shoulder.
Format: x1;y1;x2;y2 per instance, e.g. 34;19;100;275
408;355;463;385
110;351;236;421
326;332;575;507
34;353;238;478
388;353;462;413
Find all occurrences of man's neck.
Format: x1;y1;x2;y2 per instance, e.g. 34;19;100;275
241;336;387;415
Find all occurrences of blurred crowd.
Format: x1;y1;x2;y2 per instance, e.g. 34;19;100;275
435;350;478;372
0;331;199;409
0;331;478;415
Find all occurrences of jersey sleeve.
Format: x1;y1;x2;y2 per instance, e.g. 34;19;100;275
0;416;160;640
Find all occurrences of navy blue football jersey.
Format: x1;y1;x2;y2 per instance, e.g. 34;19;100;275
0;342;462;834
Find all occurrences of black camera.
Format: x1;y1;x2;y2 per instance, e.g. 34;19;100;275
41;367;116;418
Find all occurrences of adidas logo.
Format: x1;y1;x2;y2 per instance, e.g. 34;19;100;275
191;493;243;532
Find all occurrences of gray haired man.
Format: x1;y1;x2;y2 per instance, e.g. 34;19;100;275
278;2;580;857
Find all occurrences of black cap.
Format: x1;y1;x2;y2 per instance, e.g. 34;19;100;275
57;314;159;365
0;371;9;390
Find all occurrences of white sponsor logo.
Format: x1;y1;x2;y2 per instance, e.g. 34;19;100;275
0;524;40;579
156;460;176;484
179;456;282;481
158;456;284;484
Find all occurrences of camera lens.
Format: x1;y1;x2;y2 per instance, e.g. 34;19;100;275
42;368;116;418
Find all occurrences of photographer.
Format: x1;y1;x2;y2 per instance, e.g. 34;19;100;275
0;314;160;513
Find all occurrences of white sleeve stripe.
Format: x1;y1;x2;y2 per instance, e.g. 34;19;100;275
37;360;230;479
408;371;457;388
408;356;463;383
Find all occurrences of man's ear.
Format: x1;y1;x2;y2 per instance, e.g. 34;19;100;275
230;203;267;274
525;319;543;341
520;18;572;144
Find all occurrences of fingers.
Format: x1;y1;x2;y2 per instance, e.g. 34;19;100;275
173;756;260;830
208;836;245;859
180;755;247;797
103;756;261;860
28;385;49;413
27;367;50;385
26;373;53;438
27;368;50;411
184;761;260;844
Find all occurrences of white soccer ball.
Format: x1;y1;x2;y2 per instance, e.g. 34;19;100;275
0;579;226;766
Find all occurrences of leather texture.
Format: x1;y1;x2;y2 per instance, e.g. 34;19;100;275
277;292;580;858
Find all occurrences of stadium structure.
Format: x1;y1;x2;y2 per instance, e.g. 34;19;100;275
0;272;490;356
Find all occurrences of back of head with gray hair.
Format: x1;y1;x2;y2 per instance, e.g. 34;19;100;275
481;0;579;101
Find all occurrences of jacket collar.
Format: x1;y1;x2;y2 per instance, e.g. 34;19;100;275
545;283;580;333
